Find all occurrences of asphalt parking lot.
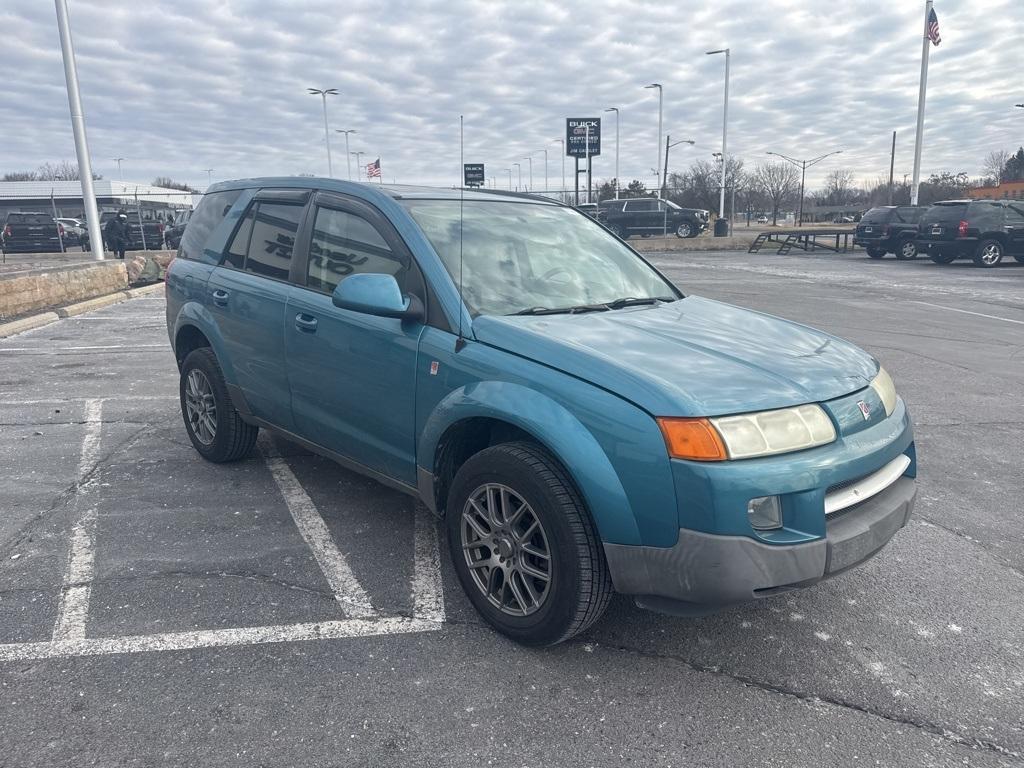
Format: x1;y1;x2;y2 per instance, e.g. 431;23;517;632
1;249;1022;767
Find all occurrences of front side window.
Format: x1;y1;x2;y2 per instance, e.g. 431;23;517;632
306;207;405;294
243;202;302;281
403;200;679;316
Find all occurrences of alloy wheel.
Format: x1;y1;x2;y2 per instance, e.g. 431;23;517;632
184;369;217;445
980;243;1002;265
901;241;916;259
677;223;692;237
461;483;552;617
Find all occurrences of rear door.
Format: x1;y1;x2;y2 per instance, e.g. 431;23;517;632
206;190;309;431
1005;204;1024;255
284;191;426;484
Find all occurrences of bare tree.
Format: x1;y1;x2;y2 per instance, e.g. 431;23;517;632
152;177;199;193
823;169;857;205
753;162;800;225
982;149;1010;185
2;171;38;181
35;160;102;181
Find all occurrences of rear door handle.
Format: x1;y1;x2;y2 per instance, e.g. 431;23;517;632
211;289;230;306
294;313;318;332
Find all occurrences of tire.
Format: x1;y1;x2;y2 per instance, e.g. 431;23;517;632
179;347;258;463
446;441;612;646
973;239;1004;268
895;239;918;260
929;251;957;264
675;222;694;239
866;247;885;259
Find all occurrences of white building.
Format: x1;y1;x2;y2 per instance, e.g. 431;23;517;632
0;180;197;222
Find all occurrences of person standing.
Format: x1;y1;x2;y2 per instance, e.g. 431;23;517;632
104;209;130;259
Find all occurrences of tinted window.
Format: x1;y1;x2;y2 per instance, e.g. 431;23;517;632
896;207;926;223
243;202;302;281
628;200;656;212
966;202;1002;229
924;203;968;223
7;213;51;225
222;205;254;269
179;190;242;261
1005;205;1024;224
306;206;404;294
859;208;893;224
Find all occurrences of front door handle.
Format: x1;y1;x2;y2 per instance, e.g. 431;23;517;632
294;313;318;333
211;289;230;306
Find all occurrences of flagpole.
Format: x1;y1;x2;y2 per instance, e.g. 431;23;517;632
910;0;932;206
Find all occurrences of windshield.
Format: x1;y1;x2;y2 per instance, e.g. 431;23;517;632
403;200;680;316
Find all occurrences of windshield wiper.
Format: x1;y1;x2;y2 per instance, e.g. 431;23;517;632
605;296;675;309
512;303;610;316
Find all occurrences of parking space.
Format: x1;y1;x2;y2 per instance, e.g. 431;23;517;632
1;258;1023;766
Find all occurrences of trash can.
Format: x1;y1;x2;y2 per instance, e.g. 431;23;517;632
714;218;729;237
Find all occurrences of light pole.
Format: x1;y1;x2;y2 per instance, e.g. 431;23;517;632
203;168;214;188
706;48;730;225
350;151;365;179
112;157;125;182
523;156;532;192
604;107;620;198
307;87;338;176
335;129;356;180
513;162;522;191
644;84;663;197
538;149;548;193
766;150;843;226
553;139;565;199
505;168;512;190
662;137;695;198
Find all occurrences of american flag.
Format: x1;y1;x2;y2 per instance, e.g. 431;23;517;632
927;7;941;46
367;158;381;178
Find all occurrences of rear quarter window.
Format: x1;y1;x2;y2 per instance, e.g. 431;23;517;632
178;190;242;261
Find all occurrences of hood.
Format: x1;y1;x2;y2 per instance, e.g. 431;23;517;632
472;295;877;417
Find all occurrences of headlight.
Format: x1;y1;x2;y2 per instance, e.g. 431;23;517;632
711;404;836;459
869;367;897;417
658;404;836;461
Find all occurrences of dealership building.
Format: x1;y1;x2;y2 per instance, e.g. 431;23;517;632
0;180;195;223
968;180;1024;201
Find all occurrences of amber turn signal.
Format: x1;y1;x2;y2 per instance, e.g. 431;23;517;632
657;417;728;461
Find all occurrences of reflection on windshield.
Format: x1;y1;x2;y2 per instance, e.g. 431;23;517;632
402;200;679;316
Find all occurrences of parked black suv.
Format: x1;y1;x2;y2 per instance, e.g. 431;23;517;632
82;210;166;251
600;198;708;239
916;200;1024;267
163;209;192;249
1;212;66;253
854;206;926;259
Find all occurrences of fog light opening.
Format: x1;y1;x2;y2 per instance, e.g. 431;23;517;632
748;496;782;531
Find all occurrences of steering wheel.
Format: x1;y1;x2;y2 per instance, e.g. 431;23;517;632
541;266;573;283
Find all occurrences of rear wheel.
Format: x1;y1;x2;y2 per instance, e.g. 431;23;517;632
973;239;1004;268
895;239;918;260
866;247;885;259
446;442;612;646
179;347;258;462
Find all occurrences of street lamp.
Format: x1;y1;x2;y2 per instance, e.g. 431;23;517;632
307;87;338;176
605;107;620;198
552;139;565;199
203;168;214;188
644;84;663;197
350;151;365;179
513;162;522;191
523;156;532;192
112;157;125;182
766;149;843;227
662;137;695;198
335;129;357;180
537;148;548;193
706;48;730;224
505;168;512;190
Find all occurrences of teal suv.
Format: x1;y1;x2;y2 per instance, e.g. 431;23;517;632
166;179;917;646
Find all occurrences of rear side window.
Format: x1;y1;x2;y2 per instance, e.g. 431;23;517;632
859;208;892;224
896;207;925;223
178;190;242;261
926;203;968;223
242;202;303;281
628;200;656;212
306;206;405;294
1005;205;1024;224
966;202;1002;229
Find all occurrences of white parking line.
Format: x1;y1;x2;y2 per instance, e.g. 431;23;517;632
259;441;378;618
52;398;103;641
911;301;1024;326
0;396;176;405
412;508;446;623
0;617;440;662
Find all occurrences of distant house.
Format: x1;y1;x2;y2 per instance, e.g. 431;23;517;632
0;180;195;222
968;180;1024;201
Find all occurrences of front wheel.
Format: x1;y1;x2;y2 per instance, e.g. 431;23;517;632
675;222;694;238
446;442;612;646
973;239;1003;268
179;347;258;462
895;239;918;260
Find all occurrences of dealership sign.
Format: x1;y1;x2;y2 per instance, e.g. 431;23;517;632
463;163;485;187
566;118;601;157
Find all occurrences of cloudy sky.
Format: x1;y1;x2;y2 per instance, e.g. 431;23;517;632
1;0;1021;192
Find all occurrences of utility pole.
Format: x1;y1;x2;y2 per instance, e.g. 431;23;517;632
888;130;896;205
644;84;663;197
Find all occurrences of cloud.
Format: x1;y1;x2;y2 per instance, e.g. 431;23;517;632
1;0;1020;191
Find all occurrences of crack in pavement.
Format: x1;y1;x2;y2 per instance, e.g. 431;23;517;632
915;514;1024;581
579;638;1024;762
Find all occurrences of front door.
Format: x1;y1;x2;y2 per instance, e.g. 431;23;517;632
284;193;425;485
1006;204;1024;256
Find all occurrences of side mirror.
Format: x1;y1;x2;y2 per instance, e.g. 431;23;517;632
332;273;424;321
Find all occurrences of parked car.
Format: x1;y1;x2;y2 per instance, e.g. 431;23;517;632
600;198;709;238
916;199;1024;267
54;217;84;246
163;209;193;250
166;179;917;646
82;210;166;252
1;212;65;253
854;206;927;260
756;215;769;224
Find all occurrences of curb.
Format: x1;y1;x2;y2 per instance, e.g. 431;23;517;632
0;281;164;339
0;312;61;339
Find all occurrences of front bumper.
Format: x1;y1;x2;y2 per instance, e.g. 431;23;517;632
604;475;916;613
